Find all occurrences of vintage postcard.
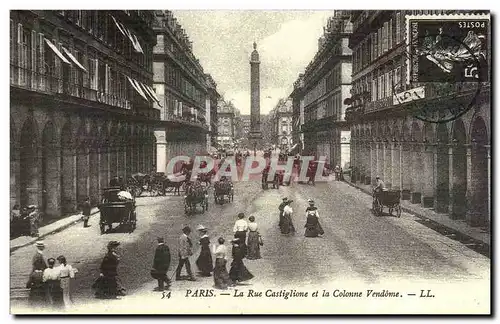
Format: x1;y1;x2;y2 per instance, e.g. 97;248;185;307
9;9;490;315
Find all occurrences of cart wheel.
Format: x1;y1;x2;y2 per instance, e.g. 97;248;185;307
376;202;383;216
100;223;105;234
397;205;402;218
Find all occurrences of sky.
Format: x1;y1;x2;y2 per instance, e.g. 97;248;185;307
173;10;334;115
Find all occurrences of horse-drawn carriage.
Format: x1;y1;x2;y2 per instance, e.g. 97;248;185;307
127;173;148;197
372;189;402;217
98;187;137;234
213;179;234;204
184;182;209;214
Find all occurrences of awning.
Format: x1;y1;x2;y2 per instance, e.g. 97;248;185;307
111;15;143;54
126;76;148;101
44;38;70;64
62;47;87;72
139;82;159;103
143;84;160;103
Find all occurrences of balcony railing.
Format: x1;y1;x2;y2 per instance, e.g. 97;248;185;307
11;65;132;110
161;112;209;129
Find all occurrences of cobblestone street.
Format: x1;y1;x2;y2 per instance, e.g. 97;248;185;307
11;171;490;314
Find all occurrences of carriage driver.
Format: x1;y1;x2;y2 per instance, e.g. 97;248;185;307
373;176;387;200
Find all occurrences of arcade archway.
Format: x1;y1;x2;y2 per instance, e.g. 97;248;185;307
470;117;489;227
19;118;39;207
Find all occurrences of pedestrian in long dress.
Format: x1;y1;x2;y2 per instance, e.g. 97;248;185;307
281;200;296;235
246;216;262;260
175;226;196;281
233;213;248;256
94;241;125;299
195;225;213;276
213;237;232;290
26;241;48;307
229;238;254;285
304;200;324;237
28;205;40;237
152;237;171;291
81;197;91;228
278;198;288;230
43;258;63;308
56;255;76;307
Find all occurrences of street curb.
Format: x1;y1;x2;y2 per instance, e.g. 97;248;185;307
10;209;100;253
344;181;490;250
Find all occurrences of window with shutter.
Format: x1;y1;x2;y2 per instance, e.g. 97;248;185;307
384;22;389;52
388;19;393;50
378;28;382;56
31;30;36;89
396;13;401;44
10;20;15;84
17;23;23;85
57;41;64;93
38;33;45;90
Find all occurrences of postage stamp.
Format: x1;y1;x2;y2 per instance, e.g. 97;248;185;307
406;14;490;83
396;13;490;123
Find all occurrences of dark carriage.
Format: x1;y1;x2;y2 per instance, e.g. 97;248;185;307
213;180;234;204
98;187;137;234
372;190;402;217
128;173;148;197
184;184;209;214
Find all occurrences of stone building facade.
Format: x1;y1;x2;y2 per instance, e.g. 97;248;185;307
152;10;211;172
206;74;220;149
346;10;491;228
269;98;293;151
10;10;159;219
217;100;236;149
290;11;352;168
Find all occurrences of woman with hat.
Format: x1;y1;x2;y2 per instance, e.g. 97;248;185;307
281;199;296;235
94;241;125;299
246;216;262;260
233;213;248;256
195;225;213;277
26;241;48;307
304;200;324;237
213;237;232;289
229;238;254;285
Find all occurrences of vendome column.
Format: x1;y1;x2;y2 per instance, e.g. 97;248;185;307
248;42;262;155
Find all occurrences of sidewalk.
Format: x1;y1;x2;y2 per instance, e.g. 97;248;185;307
342;177;490;248
10;208;100;253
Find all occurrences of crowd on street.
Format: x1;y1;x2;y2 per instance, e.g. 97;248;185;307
23;193;326;307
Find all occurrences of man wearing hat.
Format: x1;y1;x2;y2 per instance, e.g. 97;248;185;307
175;226;196;281
81;197;91;228
278;198;288;230
374;176;386;193
152;237;171;291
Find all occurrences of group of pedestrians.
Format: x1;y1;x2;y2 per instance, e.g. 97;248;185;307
26;241;77;309
148;212;261;292
278;198;324;237
11;204;41;238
